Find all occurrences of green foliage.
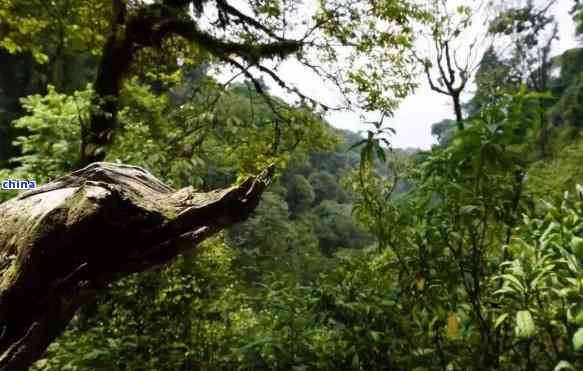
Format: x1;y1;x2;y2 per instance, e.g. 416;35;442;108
309;171;346;204
493;189;583;369
12;86;88;175
339;87;558;369
0;81;178;200
314;0;427;113
465;47;516;117
223;249;405;370
430;118;456;147
226;128;372;285
34;236;260;371
573;2;583;35
0;85;89;202
286;175;315;215
487;0;558;93
312;200;370;256
527;139;583;201
227;190;324;283
0;0;110;63
549;73;583;128
0;74;338;191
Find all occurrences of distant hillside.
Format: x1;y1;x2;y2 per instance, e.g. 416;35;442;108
226;127;378;283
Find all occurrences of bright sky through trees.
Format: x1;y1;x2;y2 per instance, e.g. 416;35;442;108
250;0;579;149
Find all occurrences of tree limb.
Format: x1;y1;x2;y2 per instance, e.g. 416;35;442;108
0;162;272;371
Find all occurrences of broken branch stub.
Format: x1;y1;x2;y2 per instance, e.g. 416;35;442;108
0;162;272;371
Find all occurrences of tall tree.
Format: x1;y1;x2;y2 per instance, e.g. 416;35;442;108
573;0;583;35
465;46;515;116
489;0;558;92
488;0;558;155
415;1;490;129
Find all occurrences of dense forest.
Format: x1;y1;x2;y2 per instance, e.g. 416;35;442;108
2;0;583;370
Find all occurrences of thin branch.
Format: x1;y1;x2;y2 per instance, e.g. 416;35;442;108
225;58;288;124
444;40;456;87
215;0;285;41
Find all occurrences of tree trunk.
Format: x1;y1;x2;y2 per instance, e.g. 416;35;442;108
80;0;132;167
81;33;134;166
452;91;464;131
0;162;271;370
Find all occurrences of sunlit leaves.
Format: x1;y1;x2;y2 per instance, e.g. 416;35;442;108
573;328;583;352
514;310;536;339
0;0;110;63
6;85;90;181
310;0;426;113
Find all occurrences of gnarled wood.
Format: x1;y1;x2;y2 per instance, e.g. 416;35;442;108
0;162;272;371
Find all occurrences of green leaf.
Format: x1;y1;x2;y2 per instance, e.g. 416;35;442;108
460;205;478;215
499;274;526;293
351;353;360;369
348;139;367;151
573;328;583;351
530;264;556;290
515;310;536;339
494;313;509;329
567;304;583;326
555;360;576;371
571;236;583;261
376;145;386;163
370;331;381;342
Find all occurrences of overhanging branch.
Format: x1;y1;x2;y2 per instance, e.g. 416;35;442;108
0;162;272;371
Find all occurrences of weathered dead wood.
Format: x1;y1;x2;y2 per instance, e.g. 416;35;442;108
0;162;272;370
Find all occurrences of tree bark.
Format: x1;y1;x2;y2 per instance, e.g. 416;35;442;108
0;162;272;370
452;91;464;131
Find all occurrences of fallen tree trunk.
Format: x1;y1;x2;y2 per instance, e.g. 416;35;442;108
0;162;271;370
